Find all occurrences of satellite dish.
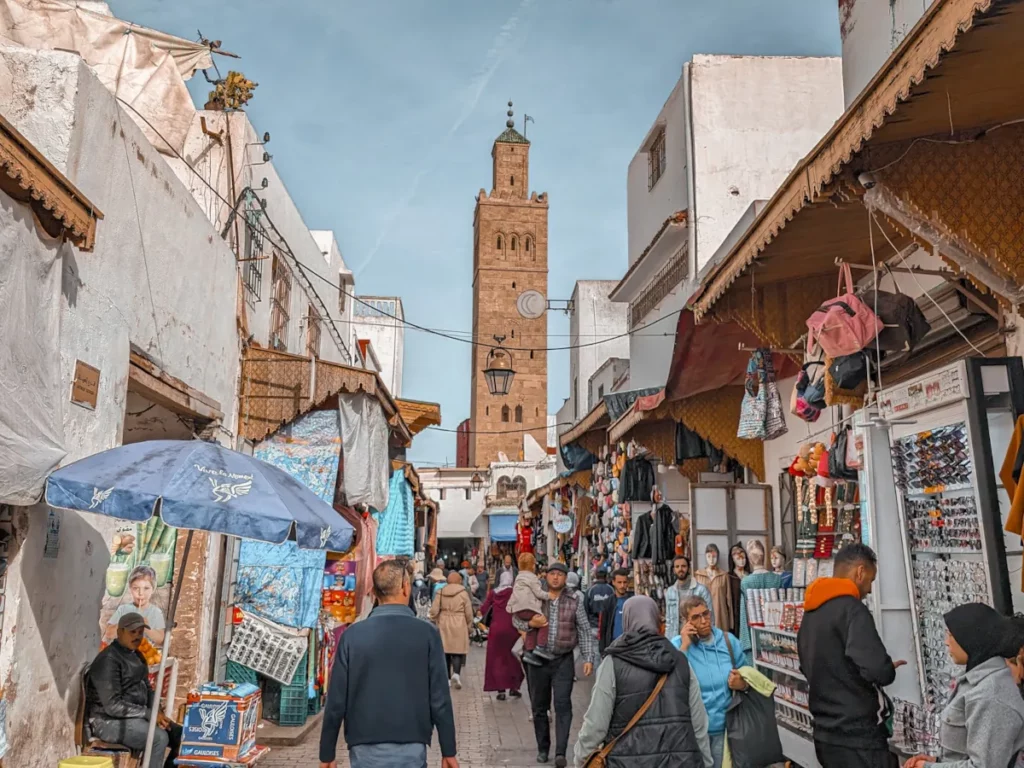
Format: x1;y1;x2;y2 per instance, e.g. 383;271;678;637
516;290;546;320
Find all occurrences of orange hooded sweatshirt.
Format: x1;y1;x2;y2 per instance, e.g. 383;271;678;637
804;576;861;611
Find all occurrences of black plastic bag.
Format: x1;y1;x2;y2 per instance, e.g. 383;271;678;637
726;686;786;767
829;428;859;481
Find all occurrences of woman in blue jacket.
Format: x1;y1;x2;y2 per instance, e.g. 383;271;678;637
671;595;746;768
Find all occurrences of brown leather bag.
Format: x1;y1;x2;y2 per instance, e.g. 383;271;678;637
582;672;669;768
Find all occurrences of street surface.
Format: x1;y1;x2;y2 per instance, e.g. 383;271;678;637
261;645;594;768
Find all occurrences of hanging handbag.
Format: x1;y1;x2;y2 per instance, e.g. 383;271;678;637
723;634;786;768
829;429;858;481
737;351;768;440
824;356;867;408
806;263;883;357
763;352;788;440
828;352;870;390
582;673;669;768
861;282;931;352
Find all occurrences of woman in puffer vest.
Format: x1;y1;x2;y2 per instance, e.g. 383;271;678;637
573;596;712;767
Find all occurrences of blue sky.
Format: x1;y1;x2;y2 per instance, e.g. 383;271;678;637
109;0;841;466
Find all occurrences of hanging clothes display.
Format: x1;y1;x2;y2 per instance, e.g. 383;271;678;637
675;423;708;463
338;393;390;511
373;469;414;556
620;457;655;502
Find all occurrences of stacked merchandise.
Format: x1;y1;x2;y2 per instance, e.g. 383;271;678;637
177;682;269;766
790;474;862;589
749;588;810;742
585;444;632;575
322;553;359;624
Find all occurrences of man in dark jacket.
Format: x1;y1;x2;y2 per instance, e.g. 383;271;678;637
319;560;459;768
86;612;181;768
598;568;634;655
584;568;614;631
573;595;710;767
797;543;905;768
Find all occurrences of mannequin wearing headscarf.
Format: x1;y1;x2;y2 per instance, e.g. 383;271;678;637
574;595;711;767
906;603;1024;768
480;569;524;698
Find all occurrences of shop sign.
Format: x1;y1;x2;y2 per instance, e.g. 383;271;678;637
553;513;573;535
877;361;966;420
71;360;100;409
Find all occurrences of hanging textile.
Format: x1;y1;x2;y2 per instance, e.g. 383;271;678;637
338;393;390;510
489;514;518;542
373;470;414;556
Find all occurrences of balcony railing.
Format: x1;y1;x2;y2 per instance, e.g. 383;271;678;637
629;242;688;329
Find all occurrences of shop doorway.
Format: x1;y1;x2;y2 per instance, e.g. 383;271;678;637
437;538;478;570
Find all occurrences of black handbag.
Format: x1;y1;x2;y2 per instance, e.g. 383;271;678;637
860;287;931;352
829;429;859;481
829;352;870;391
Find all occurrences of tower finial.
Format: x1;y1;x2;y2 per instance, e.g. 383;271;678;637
506;100;514;129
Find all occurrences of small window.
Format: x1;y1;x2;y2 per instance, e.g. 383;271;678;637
512;281;516;289
648;128;667;190
496;235;503;250
486;406;490;416
440;488;447;501
511;236;517;251
598;384;605;399
465;488;472;501
501;405;510;423
525;237;532;253
530;350;534;359
510;175;514;186
515;405;523;423
535;407;539;417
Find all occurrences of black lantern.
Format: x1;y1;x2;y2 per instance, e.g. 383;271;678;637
483;335;516;396
471;473;484;492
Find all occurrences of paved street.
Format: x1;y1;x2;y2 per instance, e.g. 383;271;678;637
260;646;595;768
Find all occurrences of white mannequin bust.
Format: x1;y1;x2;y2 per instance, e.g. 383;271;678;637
703;544;721;575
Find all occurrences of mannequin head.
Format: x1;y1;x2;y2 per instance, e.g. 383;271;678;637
770;545;787;573
729;544;749;576
746;539;767;570
704;543;720;570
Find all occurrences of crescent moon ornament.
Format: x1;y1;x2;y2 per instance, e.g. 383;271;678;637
516;290;546;320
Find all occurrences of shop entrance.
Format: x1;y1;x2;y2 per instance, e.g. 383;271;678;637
437;537;478;570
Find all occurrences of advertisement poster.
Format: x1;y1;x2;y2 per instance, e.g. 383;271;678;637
99;517;178;654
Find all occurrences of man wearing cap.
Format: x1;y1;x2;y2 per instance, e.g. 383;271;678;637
512;562;596;767
86;612;181;768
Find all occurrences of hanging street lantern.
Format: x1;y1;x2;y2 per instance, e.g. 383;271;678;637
471;473;484;492
483;335;515;396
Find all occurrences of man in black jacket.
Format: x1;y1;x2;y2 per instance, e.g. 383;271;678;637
86;612;181;768
598;568;634;655
319;560;459;768
797;543;905;768
584;568;614;631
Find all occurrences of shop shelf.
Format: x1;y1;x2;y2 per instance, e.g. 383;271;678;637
774;694;810;713
753;626;799;639
755;658;806;681
225;660;258;686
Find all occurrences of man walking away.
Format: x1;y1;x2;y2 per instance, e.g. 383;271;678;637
474;563;489;606
513;562;596;767
797;543;904;768
319;560;459;768
665;555;713;638
598;569;634;655
584;568;614;632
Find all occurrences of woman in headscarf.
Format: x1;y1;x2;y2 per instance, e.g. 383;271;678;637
573;595;711;768
429;570;474;689
905;603;1024;768
480;570;525;700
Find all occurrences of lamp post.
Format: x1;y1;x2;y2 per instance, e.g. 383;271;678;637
483;335;515;396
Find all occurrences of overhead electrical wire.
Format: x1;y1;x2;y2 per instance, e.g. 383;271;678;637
116;97;684;356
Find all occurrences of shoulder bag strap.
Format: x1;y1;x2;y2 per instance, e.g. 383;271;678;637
593;672;669;762
724;632;739;669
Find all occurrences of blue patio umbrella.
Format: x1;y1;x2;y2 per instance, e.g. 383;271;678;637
45;439;355;764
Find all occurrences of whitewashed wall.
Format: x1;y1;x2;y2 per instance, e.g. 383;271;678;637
0;46;239;767
353;298;405;397
569;281;629;419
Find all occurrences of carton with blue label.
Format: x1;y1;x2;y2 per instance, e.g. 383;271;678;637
179;682;261;762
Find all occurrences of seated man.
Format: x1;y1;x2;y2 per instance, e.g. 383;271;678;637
86;612;181;768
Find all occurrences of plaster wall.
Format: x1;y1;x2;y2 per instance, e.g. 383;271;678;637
0;46;239;766
353;297;405;397
589;358;629;410
689;55;844;274
421;469;489;539
628;289;686;391
569;281;629;420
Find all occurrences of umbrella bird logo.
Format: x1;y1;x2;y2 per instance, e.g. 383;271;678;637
319;526;332;548
89;487;114;509
209;477;252;503
198;701;229;739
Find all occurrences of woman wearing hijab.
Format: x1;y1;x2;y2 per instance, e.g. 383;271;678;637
905;603;1024;768
573;595;712;768
480;570;525;700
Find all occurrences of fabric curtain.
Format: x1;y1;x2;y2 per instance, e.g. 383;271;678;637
373;469;414;556
338;393;390;511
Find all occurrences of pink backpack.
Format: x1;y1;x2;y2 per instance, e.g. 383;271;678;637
806;264;882;357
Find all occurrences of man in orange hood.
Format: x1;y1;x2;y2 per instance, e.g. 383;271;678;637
797;543;906;768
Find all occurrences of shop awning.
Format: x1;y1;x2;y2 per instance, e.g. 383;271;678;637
395;398;442;436
693;0;1024;334
488;513;519;542
559;400;609;448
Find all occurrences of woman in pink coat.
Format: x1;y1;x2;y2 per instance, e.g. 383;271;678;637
480;570;525;700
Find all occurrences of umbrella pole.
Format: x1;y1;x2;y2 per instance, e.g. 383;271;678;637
142;528;194;768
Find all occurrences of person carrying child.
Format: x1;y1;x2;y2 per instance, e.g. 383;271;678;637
506;552;554;666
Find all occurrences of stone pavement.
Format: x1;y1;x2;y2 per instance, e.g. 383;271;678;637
259;645;594;768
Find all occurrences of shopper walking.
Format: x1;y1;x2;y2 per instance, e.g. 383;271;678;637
598;568;634;655
664;555;713;639
574;595;711;768
430;571;474;690
584;568;614;633
480;571;525;700
672;596;743;768
905;603;1024;768
319;560;458;768
797;543;904;768
513;562;597;767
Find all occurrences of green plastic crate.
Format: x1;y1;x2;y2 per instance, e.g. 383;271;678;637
225;660;258;686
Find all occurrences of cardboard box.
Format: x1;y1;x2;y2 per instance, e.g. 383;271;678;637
178;682;261;762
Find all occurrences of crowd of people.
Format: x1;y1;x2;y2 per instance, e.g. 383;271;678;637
309;544;1024;768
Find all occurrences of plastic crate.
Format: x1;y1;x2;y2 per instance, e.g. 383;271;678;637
262;677;310;727
225;660;258;686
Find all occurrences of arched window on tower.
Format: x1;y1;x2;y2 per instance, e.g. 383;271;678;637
514;405;523;423
496;235;503;250
526;237;532;253
501;404;510;423
511;236;518;252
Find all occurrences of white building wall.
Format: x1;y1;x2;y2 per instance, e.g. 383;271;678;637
0;47;239;767
353;297;405;397
588;358;629;408
840;0;936;106
626;79;688;266
629;290;687;391
555;399;573;473
311;230;358;362
689;55;844;274
569;281;629;420
421;469;489;539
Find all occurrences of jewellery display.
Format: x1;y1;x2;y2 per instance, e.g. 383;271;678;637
905;495;982;553
754;629;801;673
892;423;972;494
